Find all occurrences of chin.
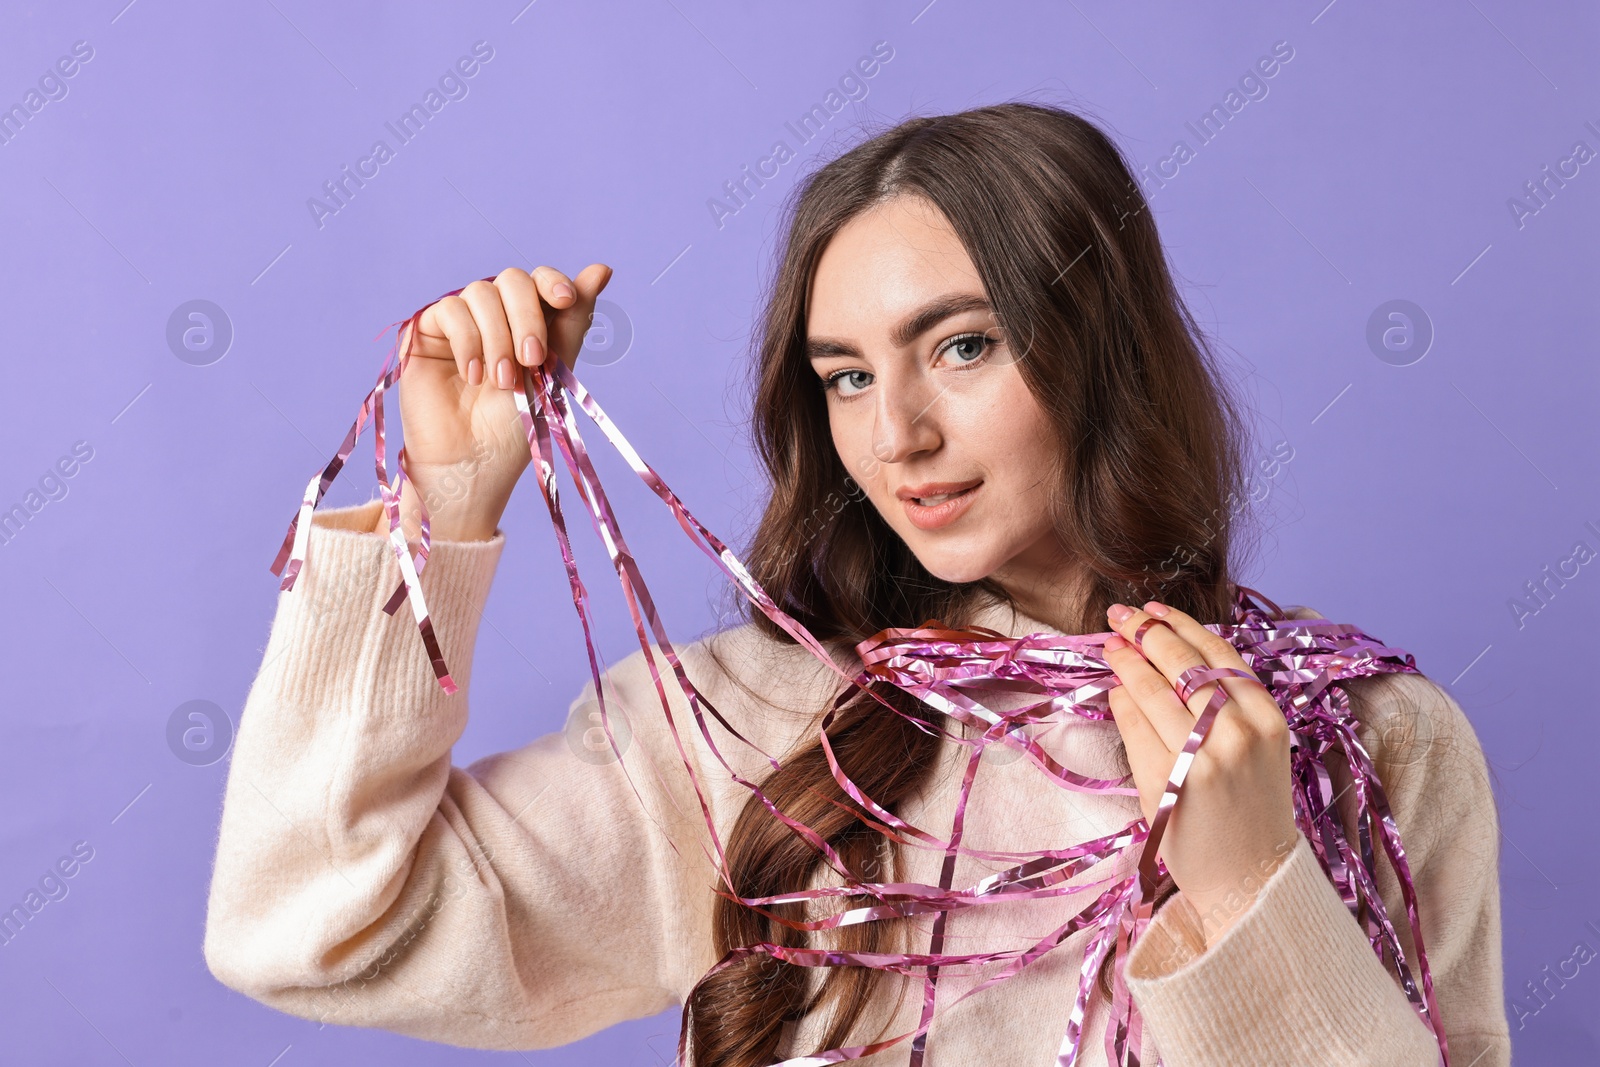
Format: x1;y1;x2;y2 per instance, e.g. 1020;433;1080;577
906;542;1004;586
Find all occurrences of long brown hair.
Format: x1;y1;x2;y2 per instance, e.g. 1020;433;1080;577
684;100;1260;1066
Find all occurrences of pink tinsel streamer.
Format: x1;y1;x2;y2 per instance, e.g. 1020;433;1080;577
272;285;1452;1067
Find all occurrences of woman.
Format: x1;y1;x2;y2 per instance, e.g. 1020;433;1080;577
203;103;1510;1065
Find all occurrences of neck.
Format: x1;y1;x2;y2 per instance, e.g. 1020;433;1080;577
986;537;1092;635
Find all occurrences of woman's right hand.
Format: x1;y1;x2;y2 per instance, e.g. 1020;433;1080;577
377;264;614;542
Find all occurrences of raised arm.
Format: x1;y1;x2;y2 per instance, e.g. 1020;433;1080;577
204;263;739;1047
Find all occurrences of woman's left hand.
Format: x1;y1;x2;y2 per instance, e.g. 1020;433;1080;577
1102;599;1301;944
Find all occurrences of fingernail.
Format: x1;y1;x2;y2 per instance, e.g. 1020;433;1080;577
466;358;483;386
1144;601;1171;617
522;334;543;366
496;358;514;389
553;282;575;301
1107;603;1134;623
1104;634;1128;652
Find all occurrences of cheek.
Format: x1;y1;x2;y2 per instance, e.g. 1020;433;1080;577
977;394;1059;540
999;418;1057;485
955;370;1055;484
826;405;883;503
827;407;861;476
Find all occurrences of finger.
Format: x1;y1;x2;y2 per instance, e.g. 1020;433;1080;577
520;265;568;365
531;264;578;308
1108;603;1215;722
1136;601;1282;731
414;294;483;383
1105;682;1172;826
1103;636;1200;753
493;267;550;369
459;279;516;390
548;263;613;369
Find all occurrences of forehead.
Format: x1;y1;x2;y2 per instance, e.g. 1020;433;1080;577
806;194;983;336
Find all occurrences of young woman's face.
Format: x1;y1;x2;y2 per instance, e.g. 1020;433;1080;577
805;193;1073;601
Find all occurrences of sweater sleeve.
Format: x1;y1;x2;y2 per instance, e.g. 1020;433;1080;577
203;502;717;1051
1121;635;1511;1065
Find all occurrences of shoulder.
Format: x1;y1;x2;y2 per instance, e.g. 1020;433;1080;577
1285;605;1496;847
1276;605;1477;764
1343;670;1486;798
579;618;860;768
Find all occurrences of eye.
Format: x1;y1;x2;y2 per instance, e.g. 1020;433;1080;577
822;368;873;398
935;331;994;368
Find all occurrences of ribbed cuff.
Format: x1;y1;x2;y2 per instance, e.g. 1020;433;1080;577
261;502;505;708
1122;830;1438;1062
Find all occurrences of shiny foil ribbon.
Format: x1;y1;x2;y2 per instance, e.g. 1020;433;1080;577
274;285;1452;1067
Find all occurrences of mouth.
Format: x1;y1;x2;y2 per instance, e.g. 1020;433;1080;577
898;480;982;531
896;479;982;503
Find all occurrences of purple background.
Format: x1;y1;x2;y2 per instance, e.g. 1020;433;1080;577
1;1;1595;1063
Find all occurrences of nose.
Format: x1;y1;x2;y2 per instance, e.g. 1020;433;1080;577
869;376;943;469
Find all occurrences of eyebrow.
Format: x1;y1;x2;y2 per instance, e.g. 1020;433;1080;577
804;292;993;360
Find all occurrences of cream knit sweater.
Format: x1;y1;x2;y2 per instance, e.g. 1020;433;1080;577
203;502;1512;1066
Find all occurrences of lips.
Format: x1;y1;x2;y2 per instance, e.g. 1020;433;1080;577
898;480;982;531
895;479;983;504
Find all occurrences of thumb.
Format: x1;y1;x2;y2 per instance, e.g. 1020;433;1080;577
549;263;613;369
